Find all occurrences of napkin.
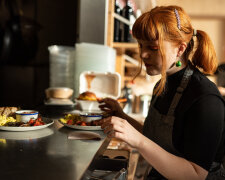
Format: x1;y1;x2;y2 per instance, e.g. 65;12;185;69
68;131;101;140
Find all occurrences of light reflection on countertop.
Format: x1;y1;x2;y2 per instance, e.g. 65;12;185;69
0;128;54;140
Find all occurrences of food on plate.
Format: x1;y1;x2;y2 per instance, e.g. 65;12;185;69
0;107;19;117
4;117;46;127
0;107;19;126
77;91;98;101
0;115;17;126
60;113;81;124
59;113;100;126
0;107;45;127
27;117;45;126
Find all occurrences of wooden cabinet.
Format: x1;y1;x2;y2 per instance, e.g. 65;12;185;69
106;0;160;96
106;0;142;88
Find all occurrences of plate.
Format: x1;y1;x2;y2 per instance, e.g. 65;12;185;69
0;117;54;132
58;120;102;131
44;102;75;106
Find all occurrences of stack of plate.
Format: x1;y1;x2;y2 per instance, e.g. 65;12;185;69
48;45;75;89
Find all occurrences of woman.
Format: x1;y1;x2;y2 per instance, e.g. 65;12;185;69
97;5;225;180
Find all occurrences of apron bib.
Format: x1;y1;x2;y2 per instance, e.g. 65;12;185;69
143;65;225;179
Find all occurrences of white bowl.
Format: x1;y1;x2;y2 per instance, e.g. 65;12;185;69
45;87;73;99
76;100;100;111
80;112;103;122
16;110;39;123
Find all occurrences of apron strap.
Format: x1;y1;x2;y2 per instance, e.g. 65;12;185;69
167;65;194;116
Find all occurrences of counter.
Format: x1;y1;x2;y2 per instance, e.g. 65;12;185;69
0;119;110;180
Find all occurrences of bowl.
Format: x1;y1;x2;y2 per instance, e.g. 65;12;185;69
16;110;39;123
76;99;100;111
80;112;103;122
45;87;73;99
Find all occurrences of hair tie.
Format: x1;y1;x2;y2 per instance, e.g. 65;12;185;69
174;9;181;30
193;29;197;36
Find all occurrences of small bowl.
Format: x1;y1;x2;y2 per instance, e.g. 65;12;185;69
76;99;100;111
80;112;103;122
45;87;73;99
16;110;39;123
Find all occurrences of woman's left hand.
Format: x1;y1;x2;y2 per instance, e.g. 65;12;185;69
98;116;143;148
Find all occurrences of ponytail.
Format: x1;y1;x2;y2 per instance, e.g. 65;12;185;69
191;30;218;75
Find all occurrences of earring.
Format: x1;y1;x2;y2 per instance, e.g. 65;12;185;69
176;60;182;67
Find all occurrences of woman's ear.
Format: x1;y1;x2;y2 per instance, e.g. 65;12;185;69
177;42;187;57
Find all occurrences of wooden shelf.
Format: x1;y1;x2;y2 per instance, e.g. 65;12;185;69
112;42;138;49
125;61;138;67
107;0;142;88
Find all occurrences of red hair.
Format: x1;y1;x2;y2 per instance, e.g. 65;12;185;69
132;5;218;96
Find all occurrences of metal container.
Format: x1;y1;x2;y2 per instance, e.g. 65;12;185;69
82;158;128;180
133;94;151;117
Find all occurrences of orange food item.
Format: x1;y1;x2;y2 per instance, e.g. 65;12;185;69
28;117;45;126
67;119;73;125
80;122;87;126
75;120;82;125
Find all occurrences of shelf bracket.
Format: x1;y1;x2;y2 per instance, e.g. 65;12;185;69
113;13;132;26
123;54;146;71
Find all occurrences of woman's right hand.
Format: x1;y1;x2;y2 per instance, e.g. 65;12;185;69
97;116;143;149
98;98;125;118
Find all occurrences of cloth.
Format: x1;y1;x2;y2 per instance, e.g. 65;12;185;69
143;62;225;179
144;65;193;179
206;164;225;180
68;131;101;140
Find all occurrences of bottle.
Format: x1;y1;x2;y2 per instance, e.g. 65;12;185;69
121;81;133;114
122;0;133;42
114;0;121;42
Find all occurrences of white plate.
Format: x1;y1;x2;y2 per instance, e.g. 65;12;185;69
0;117;54;132
58;120;102;131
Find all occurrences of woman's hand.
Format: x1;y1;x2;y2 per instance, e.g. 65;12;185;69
98;116;143;148
98;98;125;118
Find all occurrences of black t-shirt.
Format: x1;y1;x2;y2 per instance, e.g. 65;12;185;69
152;65;225;171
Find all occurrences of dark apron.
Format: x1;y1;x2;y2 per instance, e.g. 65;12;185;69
143;65;225;179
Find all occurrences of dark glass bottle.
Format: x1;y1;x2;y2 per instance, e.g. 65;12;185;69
114;0;121;42
122;0;133;42
121;81;133;114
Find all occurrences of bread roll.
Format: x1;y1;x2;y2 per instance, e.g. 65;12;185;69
77;91;98;101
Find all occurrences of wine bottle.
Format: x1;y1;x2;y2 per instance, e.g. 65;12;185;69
114;0;121;42
122;0;133;42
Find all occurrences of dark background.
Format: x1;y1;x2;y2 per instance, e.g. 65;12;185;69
0;0;78;108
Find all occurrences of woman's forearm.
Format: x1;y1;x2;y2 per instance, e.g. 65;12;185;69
137;135;208;180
